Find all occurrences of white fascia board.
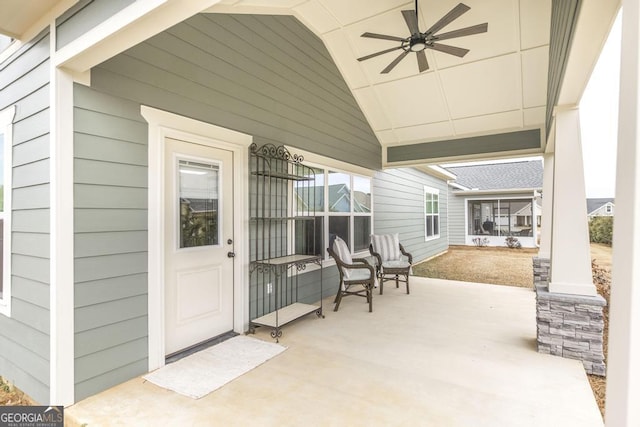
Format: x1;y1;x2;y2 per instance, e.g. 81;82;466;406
557;0;621;105
0;106;15;317
448;182;469;191
415;165;456;181
54;0;223;72
451;188;539;196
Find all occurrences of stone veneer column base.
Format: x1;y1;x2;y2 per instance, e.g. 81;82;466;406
533;257;606;376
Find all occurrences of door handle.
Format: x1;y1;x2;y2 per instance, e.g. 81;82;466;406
227;252;236;258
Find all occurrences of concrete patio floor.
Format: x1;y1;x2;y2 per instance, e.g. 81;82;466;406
66;277;603;426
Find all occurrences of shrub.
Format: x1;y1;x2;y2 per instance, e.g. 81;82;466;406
472;237;489;247
589;216;613;245
505;236;522;249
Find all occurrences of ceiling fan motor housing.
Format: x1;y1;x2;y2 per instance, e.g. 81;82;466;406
409;35;427;52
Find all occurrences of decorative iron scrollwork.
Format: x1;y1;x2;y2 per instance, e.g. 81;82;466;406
250;142;304;164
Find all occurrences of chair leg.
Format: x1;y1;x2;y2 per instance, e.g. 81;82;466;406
379;278;384;295
395;274;400;288
334;287;343;311
367;286;373;312
406;273;410;294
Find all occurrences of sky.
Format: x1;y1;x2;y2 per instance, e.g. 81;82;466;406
579;11;622;198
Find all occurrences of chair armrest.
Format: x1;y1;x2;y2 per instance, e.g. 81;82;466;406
399;244;413;264
328;248;375;278
368;244;383;267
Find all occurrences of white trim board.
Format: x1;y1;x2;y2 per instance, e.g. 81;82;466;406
141;106;252;371
50;20;75;405
0;105;15;318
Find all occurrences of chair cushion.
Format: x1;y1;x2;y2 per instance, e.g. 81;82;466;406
332;236;352;278
371;233;401;261
382;260;411;269
346;266;378;289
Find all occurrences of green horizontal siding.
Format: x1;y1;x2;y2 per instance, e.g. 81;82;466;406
91;13;380;170
373;168;448;263
0;28;51;404
73;83;149;402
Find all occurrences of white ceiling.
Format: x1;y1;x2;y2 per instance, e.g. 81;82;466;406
0;0;61;39
210;0;552;151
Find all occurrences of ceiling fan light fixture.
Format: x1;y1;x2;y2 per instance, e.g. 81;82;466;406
410;40;426;52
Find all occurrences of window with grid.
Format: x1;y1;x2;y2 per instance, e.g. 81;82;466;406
424;186;440;240
294;168;372;258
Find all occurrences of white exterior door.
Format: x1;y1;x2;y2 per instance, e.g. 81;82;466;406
164;137;234;356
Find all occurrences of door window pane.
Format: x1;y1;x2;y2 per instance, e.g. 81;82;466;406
178;159;220;248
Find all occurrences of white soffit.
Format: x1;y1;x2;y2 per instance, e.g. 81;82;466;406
523;107;545;127
393;121;454;142
0;0;60;38
519;0;552;50
521;46;549;108
430;0;519;69
453;110;523;135
374;73;449;128
440;54;522;119
352;87;392;131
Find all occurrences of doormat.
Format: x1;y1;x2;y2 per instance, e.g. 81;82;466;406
143;335;286;399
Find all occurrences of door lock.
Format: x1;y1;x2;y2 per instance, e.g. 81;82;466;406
227;252;236;258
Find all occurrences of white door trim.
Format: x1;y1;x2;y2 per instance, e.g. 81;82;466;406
141;106;251;371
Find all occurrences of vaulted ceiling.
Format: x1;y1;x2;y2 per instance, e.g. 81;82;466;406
209;0;551;164
1;0;620;166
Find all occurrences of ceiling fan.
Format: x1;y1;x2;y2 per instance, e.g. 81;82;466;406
357;1;488;74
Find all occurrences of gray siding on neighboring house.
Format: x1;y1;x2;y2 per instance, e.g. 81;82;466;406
55;0;137;50
73;83;148;401
0;30;51;404
373;168;448;263
90;13;381;171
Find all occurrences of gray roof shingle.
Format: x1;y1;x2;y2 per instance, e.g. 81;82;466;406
587;198;614;214
446;160;543;191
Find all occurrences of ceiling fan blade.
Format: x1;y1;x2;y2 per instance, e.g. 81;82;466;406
361;32;406;42
433;22;488;41
381;50;411;74
357;46;404;62
416;50;429;72
428;42;470;57
402;9;420;35
424;3;470;36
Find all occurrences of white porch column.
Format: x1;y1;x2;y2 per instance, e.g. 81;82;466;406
49;26;75;405
549;108;597;296
605;0;640;424
538;152;554;258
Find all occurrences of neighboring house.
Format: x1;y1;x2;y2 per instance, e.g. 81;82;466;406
446;160;543;248
587;198;615;219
